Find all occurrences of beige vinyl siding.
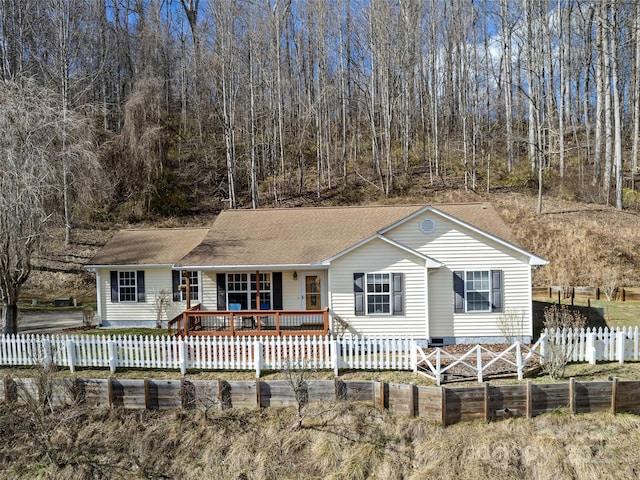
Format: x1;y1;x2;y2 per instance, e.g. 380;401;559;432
281;271;301;310
330;238;427;337
103;267;173;323
386;213;533;338
201;272;217;309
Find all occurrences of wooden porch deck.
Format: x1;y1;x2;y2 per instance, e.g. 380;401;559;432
168;305;330;337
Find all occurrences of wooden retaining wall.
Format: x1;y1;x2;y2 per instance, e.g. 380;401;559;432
3;376;639;426
533;286;640;302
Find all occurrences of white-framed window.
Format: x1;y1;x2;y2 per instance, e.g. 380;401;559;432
118;271;137;302
465;270;491;312
453;269;503;313
180;271;200;302
366;273;391;314
354;272;404;316
227;272;272;310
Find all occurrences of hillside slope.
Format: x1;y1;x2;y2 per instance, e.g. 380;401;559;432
21;191;640;304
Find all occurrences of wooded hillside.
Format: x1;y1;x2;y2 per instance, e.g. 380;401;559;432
1;0;639;220
3;1;640;304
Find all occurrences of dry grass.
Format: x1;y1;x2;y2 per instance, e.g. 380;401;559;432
1;400;639;479
492;192;640;287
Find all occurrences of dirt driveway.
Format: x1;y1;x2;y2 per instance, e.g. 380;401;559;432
17;310;84;334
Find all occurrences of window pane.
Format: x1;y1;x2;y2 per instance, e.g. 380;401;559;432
228;293;248;310
367;295;390;314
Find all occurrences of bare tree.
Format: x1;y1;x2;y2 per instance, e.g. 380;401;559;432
0;78;96;334
543;304;586;380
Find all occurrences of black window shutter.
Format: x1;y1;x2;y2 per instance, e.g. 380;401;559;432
354;272;365;316
136;271;145;302
491;270;504;312
216;273;227;310
272;272;283;310
172;270;181;302
392;273;405;315
110;271;118;302
453;271;465;313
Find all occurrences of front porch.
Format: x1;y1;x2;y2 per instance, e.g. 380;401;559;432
168;305;330;337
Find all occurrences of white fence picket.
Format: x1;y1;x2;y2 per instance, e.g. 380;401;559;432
2;327;638;376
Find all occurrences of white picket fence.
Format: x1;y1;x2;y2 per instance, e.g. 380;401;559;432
543;326;640;365
0;333;415;376
1;327;637;380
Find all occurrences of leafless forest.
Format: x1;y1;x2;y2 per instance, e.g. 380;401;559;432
2;0;640;219
4;1;640;332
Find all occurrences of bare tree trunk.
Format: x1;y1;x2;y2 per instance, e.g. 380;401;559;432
248;39;259;209
500;0;514;172
594;5;604;185
602;3;613;204
632;0;640;181
557;0;566;178
610;1;623;210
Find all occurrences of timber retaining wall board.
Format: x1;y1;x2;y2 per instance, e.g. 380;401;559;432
415;386;442;421
110;379;146;409
490;384;527;418
445;387;486;424
144;379;182;410
2;378;640;426
226;381;258;409
388;383;415;416
530;384;569;416
617;381;640;415
307;380;338;403
574;381;611;414
343;381;375;403
77;379;110;407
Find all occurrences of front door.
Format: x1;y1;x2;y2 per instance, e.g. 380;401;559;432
304;275;321;310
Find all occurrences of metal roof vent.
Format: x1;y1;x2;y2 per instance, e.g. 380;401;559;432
419;218;436;234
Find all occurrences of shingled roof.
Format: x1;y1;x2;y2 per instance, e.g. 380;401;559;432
176;203;518;268
87;203;524;268
87;228;209;266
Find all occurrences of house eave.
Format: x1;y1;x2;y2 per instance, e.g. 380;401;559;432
176;264;329;271
85;263;175;270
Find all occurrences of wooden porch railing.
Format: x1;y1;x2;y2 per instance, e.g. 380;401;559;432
168;306;329;337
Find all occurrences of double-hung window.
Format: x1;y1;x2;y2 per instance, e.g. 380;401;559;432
366;273;391;314
465;271;491;312
453;270;503;313
354;272;404;316
110;270;145;303
118;271;137;302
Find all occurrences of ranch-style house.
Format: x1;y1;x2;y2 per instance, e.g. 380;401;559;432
85;203;547;345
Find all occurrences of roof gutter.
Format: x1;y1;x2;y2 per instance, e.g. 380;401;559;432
175;264;329;271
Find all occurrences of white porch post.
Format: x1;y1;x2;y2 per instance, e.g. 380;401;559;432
95;270;103;325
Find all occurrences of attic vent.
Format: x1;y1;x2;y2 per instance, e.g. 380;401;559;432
419;218;436;234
